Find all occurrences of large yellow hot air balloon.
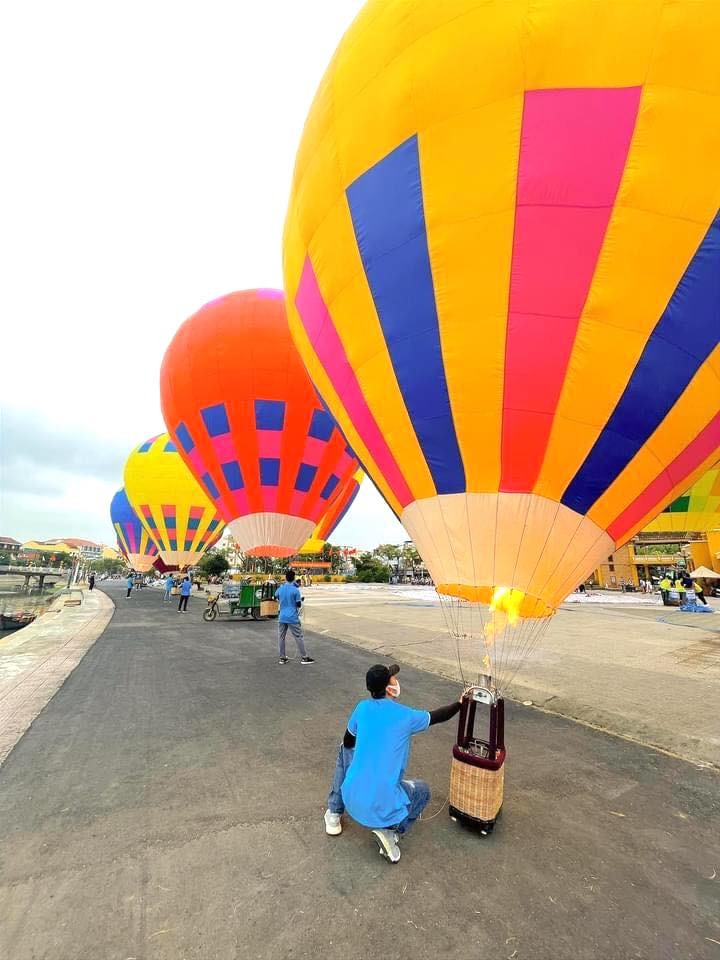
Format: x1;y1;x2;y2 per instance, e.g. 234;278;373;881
284;0;720;830
124;434;224;570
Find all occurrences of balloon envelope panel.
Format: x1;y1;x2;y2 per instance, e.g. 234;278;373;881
123;434;225;569
160;290;360;557
110;488;159;572
299;469;363;554
284;0;720;616
643;461;720;534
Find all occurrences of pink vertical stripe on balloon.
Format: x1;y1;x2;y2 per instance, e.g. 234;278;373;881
211;434;236;464
500;86;642;493
295;257;412;508
261;486;278;511
301;436;327;467
256;430;283;459
124;522;138;553
188;447;209;480
289;491;306;516
607;412;720;543
232;489;250;516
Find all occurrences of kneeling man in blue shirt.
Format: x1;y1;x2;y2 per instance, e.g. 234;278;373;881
324;663;461;862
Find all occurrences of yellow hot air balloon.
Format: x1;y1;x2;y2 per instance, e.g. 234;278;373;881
284;0;720;831
124;434;225;570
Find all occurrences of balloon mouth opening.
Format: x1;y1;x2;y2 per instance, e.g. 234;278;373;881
245;545;297;558
437;584;555;620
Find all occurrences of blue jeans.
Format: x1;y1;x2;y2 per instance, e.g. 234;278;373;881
326;745;430;835
395;778;431;835
327;745;354;814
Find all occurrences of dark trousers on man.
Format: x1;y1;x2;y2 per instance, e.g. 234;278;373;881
178;595;189;612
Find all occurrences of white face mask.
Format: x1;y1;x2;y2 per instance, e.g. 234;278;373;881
387;679;400;699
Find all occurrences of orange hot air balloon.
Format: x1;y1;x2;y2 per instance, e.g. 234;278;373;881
300;469;364;554
160;290;360;557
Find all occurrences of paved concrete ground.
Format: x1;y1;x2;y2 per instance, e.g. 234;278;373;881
303;585;720;767
1;582;719;960
0;587;114;766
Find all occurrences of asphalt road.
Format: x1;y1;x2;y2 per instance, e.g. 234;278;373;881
1;583;719;960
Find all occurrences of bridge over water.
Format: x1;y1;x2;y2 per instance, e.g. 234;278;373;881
0;566;65;590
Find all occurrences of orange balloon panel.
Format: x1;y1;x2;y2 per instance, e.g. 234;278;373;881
300;469;363;554
160;290;360;557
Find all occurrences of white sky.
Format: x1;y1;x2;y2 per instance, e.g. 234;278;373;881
0;0;407;549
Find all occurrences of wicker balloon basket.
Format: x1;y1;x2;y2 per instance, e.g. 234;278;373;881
448;692;505;835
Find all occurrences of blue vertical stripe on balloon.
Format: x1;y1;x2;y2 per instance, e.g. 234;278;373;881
320;474;340;500
202;472;220;500
255;400;286;431
346;135;465;495
295;463;318;492
201;403;230;437
221;461;244;491
259;458;280;486
562;211;720;515
175;423;195;453
308;408;335;442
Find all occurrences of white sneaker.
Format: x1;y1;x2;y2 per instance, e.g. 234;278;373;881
372;828;401;863
324;810;342;836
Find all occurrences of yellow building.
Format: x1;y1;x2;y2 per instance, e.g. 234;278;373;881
21;539;75;556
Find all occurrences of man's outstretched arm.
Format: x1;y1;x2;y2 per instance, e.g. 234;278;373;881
428;700;462;726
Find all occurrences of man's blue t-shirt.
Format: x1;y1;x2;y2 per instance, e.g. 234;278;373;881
276;582;301;624
165;575;174;590
341;698;430;828
180;579;192;597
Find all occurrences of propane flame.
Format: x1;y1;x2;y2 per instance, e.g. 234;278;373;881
489;586;524;625
483;586;525;647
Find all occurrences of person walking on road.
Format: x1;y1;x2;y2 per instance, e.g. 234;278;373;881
126;573;134;599
88;572;95;591
276;569;314;665
163;573;174;603
178;576;191;613
323;662;462;863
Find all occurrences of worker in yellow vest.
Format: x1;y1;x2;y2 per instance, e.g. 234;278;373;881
659;575;671;605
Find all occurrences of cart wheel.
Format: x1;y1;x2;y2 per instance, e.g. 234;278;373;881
251;608;261;620
202;608;217;622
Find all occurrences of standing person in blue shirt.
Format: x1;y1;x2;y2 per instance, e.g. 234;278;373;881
163;573;174;603
324;663;461;863
178;575;192;613
125;572;134;599
275;569;314;665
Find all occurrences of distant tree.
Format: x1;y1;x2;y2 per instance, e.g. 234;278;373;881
400;543;421;571
197;551;230;578
354;552;390;583
321;542;344;574
374;544;401;565
89;557;125;575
